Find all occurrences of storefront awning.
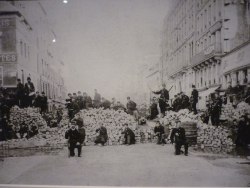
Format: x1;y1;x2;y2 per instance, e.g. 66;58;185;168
199;86;220;97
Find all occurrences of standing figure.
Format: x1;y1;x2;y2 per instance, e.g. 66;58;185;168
154;121;166;145
126;97;139;121
191;85;199;114
93;89;101;108
210;93;222;126
24;77;35;107
170;120;188;156
180;92;190;110
95;124;108;146
65;122;82;157
149;97;159;120
152;83;169;116
40;92;48;114
33;91;41;110
76;91;84;110
121;123;135;145
16;79;25;108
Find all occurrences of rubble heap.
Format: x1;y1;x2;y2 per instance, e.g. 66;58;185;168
9;106;47;129
220;102;250;121
79;108;154;145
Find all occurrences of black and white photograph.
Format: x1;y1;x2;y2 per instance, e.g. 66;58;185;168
0;0;250;187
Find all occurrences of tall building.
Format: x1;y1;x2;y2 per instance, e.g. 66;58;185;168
0;1;66;103
161;0;250;109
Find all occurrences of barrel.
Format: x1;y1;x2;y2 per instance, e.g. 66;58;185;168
181;121;197;145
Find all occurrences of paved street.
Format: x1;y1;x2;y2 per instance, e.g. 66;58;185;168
0;144;250;187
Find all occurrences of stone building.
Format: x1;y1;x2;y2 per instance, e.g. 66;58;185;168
161;0;250;109
0;1;66;103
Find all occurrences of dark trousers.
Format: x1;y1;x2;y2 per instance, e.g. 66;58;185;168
157;134;166;144
175;141;188;155
192;102;197;114
211;112;220;126
159;100;166;115
69;143;82;157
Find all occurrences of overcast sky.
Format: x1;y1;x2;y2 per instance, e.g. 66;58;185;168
41;0;173;101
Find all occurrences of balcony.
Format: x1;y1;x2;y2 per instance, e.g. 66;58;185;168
191;43;222;67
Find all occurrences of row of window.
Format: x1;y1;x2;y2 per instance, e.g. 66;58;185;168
197;0;221;36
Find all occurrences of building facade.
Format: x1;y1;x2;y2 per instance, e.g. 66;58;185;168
0;1;66;103
161;0;250;109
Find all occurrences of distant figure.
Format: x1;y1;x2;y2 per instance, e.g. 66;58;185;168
93;89;101;108
110;98;116;108
152;83;169;116
40;92;48;114
16;79;25;108
210;93;222;126
121;123;135;145
113;101;126;111
180;92;190;110
95;124;108;146
154;121;166;145
24;77;35;107
33;91;41;109
100;97;111;109
170;120;188;156
76;91;84;110
126;97;139;121
191;85;199;114
149;97;159;120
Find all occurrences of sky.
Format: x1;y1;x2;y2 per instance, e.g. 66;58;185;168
41;0;174;101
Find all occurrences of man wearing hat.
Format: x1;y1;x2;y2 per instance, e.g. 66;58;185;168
152;83;169;116
191;85;199;114
154;120;166;145
65;121;82;157
16;79;25;108
121;123;136;145
24;77;35;107
170;120;188;156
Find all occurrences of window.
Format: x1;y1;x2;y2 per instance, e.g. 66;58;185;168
20;41;23;56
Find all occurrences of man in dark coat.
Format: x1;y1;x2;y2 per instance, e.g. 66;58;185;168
210;93;222;126
170;120;188;156
149;97;159;120
40;92;48;114
100;97;111;109
33;91;41;109
95;124;108;146
191;85;199;114
16;79;25;108
154;121;166;145
153;83;169;116
24;77;35;107
65;122;82;157
121;123;135;145
180;92;190;110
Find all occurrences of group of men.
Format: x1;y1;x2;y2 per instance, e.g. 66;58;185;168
149;84;199;119
154;120;188;156
65;120;136;157
65;89;139;121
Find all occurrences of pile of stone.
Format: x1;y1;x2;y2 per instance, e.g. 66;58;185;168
9;106;47;129
79;108;154;145
221;101;250;121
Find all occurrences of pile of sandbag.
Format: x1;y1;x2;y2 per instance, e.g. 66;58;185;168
9;106;47;129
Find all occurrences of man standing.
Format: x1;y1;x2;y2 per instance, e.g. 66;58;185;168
170;120;188;156
65;122;82;157
93;89;101;108
152;83;169;116
191;85;199;114
126;97;139;121
33;91;41;109
121;123;136;145
154;121;166;145
210;93;222;126
149;97;159;120
24;77;35;107
180;92;190;110
16;79;25;108
76;91;84;110
40;92;48;114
